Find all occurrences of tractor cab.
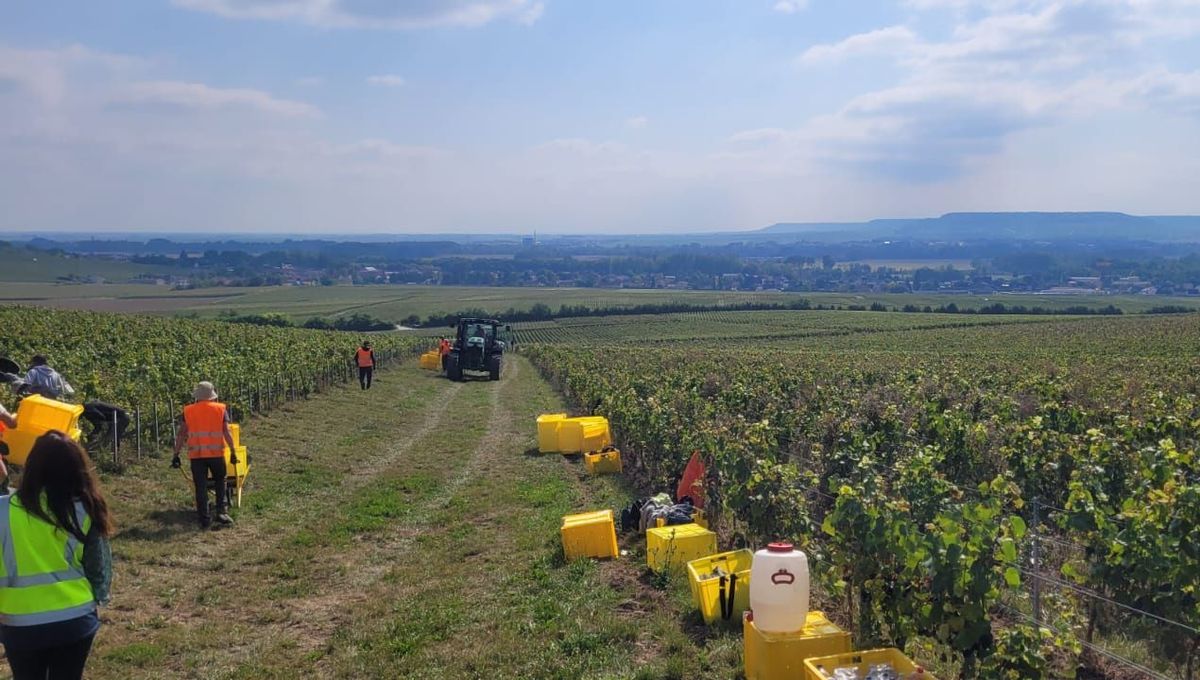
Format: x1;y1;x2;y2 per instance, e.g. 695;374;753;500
446;317;509;381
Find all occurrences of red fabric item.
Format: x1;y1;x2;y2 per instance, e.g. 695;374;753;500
676;451;706;509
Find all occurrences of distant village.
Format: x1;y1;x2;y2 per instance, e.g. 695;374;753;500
123;261;1195;297
18;234;1200;297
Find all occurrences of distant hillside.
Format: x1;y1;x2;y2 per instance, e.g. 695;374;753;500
0;243;171;283
761;212;1200;241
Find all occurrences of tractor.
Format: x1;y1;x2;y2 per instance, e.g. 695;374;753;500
445;317;509;382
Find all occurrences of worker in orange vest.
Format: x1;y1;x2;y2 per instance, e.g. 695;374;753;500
355;341;376;390
172;381;237;529
438;337;451;371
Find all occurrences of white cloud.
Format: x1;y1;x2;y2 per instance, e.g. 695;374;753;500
772;0;808;14
172;0;546;29
728;127;800;144
798;26;917;64
366;74;405;87
770;0;1200;181
625;115;648;129
334;138;448;160
0;44;142;106
116;81;321;117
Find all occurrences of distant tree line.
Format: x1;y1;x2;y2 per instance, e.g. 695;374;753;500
217;310;392;332
897;302;1124;315
413;299;1158;329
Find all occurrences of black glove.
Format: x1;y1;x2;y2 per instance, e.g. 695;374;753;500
171;455;181;469
229;452;239;466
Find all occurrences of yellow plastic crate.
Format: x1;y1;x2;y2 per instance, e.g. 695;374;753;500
584;448;622;474
224;444;250;481
226;444;250;507
687;549;752;625
537;413;567;453
744;611;852;680
558;416;611;454
561;509;618;560
646;523;717;574
15;395;83;434
3;427;83;465
803;648;934;680
229;423;241;448
419;352;441;370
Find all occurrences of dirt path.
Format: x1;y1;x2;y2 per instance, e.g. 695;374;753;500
63;356;735;680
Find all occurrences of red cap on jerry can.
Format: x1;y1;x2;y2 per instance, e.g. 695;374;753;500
767;542;794;553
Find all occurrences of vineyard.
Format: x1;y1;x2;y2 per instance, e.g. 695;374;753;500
0;306;427;452
1;300;1196;678
527;311;1200;678
510;309;1063;345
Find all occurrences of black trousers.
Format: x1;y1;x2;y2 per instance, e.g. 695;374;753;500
4;633;95;680
358;366;373;389
81;402;129;444
190;457;227;525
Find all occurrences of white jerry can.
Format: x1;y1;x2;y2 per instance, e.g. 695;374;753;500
749;541;810;633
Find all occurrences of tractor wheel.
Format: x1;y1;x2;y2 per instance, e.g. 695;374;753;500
488;355;501;381
447;356;463;382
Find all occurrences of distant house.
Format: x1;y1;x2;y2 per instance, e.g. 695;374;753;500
1038;286;1099;295
1113;276;1152;292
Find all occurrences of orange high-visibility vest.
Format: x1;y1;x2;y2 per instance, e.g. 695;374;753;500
183;401;227;460
439;340;450;356
356;348;374;368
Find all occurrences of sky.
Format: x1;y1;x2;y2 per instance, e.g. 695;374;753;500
1;0;1199;234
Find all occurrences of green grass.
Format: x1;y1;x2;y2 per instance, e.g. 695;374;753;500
101;642;165;667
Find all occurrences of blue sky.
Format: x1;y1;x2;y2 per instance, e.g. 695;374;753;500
2;0;1199;233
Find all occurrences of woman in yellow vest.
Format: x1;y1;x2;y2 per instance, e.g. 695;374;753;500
173;381;237;529
0;431;113;680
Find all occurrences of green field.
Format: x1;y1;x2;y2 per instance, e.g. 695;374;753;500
0;247;173;283
2;282;1196;323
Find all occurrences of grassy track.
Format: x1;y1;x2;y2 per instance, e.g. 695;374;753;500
70;356;734;680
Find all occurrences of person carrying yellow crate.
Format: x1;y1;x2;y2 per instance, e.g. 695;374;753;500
16;356;130;449
172;382;237;529
23;355;74;400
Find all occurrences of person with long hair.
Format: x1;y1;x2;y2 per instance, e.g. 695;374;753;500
0;432;113;680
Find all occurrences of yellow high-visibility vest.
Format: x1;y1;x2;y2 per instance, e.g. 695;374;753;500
0;495;95;626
